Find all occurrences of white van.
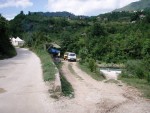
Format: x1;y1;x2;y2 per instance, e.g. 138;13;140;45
67;52;76;62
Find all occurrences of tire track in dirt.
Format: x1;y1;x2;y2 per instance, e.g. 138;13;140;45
59;61;150;113
68;63;83;80
59;62;122;113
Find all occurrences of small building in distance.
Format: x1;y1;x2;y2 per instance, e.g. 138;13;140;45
10;37;25;47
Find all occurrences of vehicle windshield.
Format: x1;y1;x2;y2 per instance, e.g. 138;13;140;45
69;53;76;56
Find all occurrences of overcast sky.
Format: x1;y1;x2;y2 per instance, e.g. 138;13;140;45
0;0;140;20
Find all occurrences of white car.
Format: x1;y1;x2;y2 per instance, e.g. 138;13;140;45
67;52;76;62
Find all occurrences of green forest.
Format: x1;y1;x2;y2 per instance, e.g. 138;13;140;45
0;15;16;59
1;9;150;83
9;10;150;62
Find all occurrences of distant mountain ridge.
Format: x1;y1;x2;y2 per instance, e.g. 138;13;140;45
35;11;75;17
115;0;150;12
30;11;88;18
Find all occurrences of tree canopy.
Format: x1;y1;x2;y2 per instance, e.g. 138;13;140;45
0;15;16;59
8;10;150;63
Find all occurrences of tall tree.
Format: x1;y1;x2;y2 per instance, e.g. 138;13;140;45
0;16;16;59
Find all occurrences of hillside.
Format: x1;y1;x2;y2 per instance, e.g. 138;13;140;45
115;0;150;12
31;11;75;18
30;11;88;19
9;10;150;64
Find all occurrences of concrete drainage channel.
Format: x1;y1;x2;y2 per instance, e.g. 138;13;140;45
100;68;124;86
100;68;122;80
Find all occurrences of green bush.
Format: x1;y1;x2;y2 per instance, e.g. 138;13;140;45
147;74;150;83
79;48;88;64
122;60;144;78
121;60;150;82
143;55;150;83
88;58;96;72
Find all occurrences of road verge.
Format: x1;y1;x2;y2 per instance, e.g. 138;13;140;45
34;49;62;95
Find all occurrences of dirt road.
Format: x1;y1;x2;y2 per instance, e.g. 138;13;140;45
56;61;150;113
0;48;150;113
0;48;52;113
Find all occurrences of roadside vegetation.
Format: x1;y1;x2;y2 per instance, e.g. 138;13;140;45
57;62;74;97
120;77;150;99
119;59;150;99
60;75;74;97
0;15;16;59
34;49;56;81
78;60;104;81
121;60;150;82
35;48;74;97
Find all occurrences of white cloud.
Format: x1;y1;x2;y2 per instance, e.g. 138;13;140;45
2;13;17;20
118;0;140;8
47;0;140;15
0;0;33;9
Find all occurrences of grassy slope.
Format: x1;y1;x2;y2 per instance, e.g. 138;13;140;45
115;0;150;11
60;75;74;97
57;62;74;97
34;49;56;81
120;77;150;99
78;63;104;81
34;49;74;97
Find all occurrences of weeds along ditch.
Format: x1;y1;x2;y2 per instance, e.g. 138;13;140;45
60;75;74;97
120;77;150;99
35;49;74;97
55;62;74;97
34;48;74;97
78;63;105;81
119;60;150;99
34;49;56;81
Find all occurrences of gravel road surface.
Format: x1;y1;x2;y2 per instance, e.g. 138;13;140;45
0;48;52;113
